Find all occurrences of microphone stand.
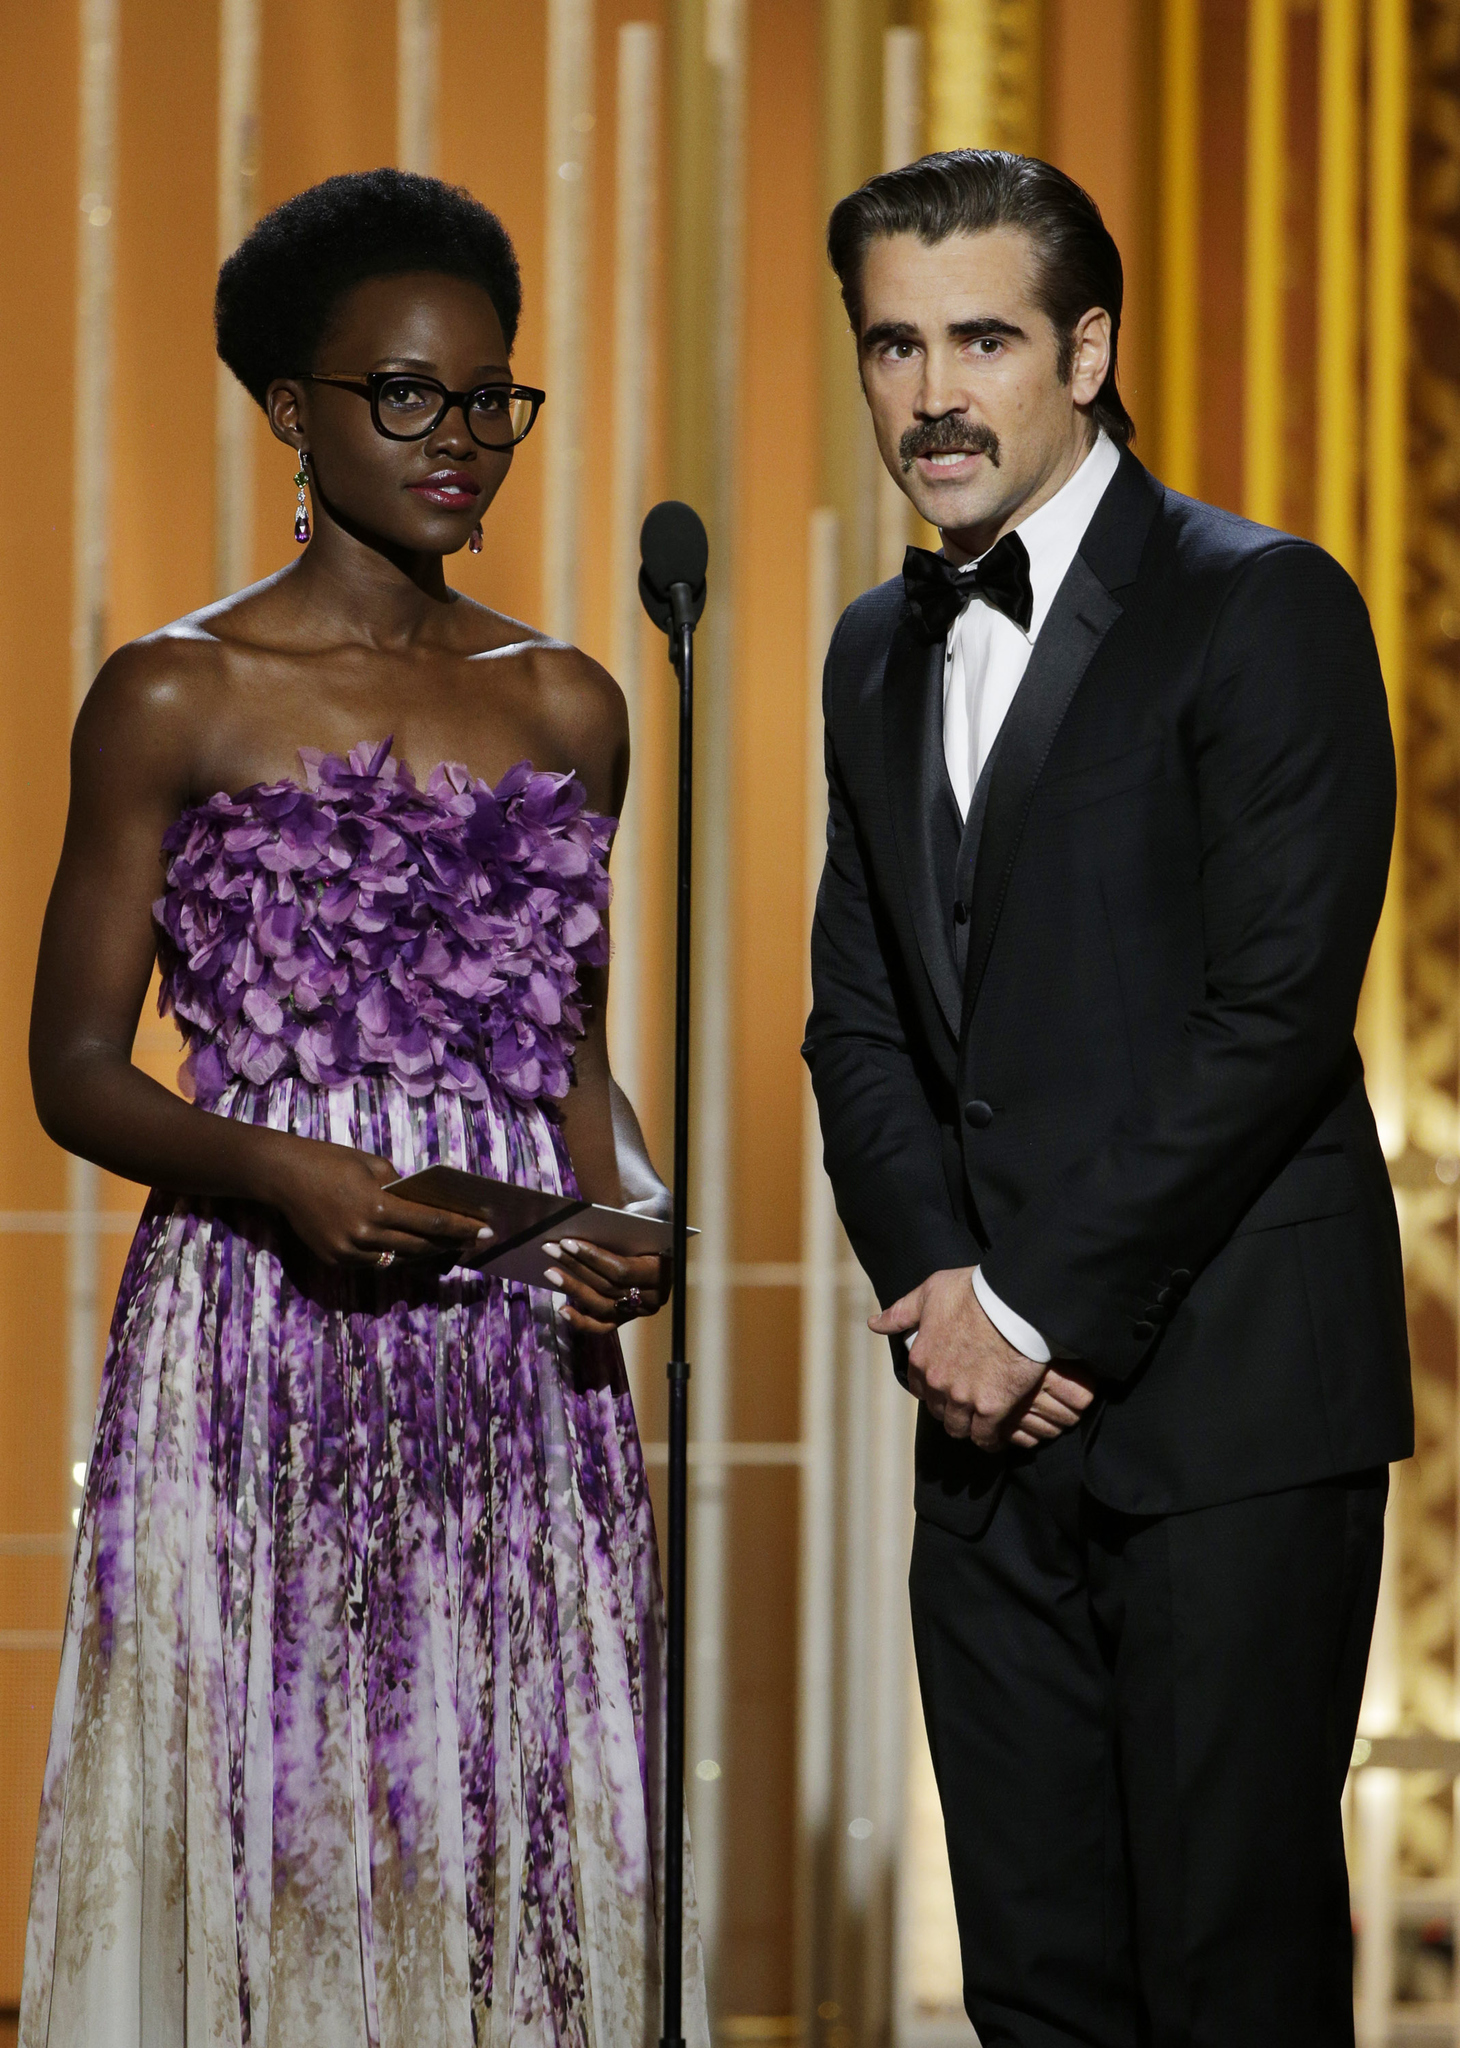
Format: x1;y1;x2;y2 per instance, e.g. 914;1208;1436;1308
661;584;696;2048
638;502;707;2046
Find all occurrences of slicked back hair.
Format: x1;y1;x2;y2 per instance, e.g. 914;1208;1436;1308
827;149;1134;447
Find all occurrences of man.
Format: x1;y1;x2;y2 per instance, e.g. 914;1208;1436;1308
804;150;1412;2047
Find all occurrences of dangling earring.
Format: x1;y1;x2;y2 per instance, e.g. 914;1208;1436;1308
293;453;311;545
469;522;483;554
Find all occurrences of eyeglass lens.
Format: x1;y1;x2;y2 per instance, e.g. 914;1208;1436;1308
374;376;534;449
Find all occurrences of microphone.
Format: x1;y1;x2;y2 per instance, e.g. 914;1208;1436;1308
634;496;707;2046
638;500;708;641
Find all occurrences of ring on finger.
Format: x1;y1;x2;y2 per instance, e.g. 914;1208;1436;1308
376;1249;396;1270
621;1286;644;1318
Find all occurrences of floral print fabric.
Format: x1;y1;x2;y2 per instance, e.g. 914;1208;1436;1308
21;748;706;2048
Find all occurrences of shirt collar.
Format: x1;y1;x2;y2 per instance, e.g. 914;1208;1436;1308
954;429;1121;643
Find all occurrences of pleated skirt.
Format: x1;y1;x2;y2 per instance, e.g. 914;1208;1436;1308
20;1072;707;2048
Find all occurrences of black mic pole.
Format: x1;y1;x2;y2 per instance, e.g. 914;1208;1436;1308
662;597;692;2048
637;501;708;2048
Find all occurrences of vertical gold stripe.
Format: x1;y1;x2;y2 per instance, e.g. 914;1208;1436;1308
1243;0;1287;528
1359;0;1409;1156
705;0;737;68
1354;1518;1402;2026
795;505;840;2029
1159;0;1200;496
542;0;593;642
606;22;660;1112
215;0;260;599
928;0;992;149
396;0;440;175
927;0;1040;154
997;0;1042;153
875;27;924;585
684;0;747;1984
818;0;880;606
73;0;115;715
69;0;117;1506
1367;0;1409;776
1354;1766;1401;2031
882;29;924;179
1315;0;1359;574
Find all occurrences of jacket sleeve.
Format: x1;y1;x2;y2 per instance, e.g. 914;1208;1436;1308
979;542;1396;1379
803;623;981;1309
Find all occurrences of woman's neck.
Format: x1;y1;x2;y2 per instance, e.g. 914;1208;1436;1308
284;513;461;649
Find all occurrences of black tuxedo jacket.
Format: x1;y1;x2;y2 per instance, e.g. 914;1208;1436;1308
804;450;1412;1532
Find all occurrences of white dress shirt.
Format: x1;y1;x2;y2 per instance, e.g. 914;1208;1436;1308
942;429;1120;814
939;431;1121;1363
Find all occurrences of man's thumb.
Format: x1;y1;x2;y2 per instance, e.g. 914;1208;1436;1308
869;1290;920;1334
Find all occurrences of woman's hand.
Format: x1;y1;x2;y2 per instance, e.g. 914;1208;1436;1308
541;1237;672;1336
264;1138;486;1270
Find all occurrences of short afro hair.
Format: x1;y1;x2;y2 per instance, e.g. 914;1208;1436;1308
215;167;522;408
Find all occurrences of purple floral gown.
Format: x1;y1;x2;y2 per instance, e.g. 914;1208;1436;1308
21;741;708;2048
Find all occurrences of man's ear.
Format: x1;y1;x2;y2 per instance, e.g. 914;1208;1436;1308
1067;307;1113;408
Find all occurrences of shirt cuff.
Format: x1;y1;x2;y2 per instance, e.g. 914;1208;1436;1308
972;1266;1052;1364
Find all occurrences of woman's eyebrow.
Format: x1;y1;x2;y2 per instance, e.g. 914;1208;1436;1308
368;356;512;377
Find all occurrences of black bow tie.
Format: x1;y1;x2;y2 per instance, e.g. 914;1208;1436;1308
901;531;1035;642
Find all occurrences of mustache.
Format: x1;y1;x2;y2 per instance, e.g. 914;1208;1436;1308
899;418;1001;472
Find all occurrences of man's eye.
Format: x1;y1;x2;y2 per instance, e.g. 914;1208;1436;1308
976;337;1003;355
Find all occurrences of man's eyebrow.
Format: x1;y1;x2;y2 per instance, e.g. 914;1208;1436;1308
860;319;922;350
947;316;1028;342
859;314;1030;349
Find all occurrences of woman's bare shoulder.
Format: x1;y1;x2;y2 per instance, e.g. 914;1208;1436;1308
455;598;629;807
83;618;218;724
79;563;320;746
73;606;249;805
520;638;628;810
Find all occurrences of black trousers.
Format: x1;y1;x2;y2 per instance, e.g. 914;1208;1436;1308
909;1432;1386;2048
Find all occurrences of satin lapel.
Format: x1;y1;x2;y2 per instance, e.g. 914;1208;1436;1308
961;554;1124;1031
882;616;962;1041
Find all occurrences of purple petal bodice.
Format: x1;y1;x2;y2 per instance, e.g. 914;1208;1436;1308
153;737;614;1111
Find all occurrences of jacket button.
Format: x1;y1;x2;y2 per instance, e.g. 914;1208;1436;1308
1153;1286;1172;1307
1132;1319;1156;1340
953;900;969;925
1170;1268;1191;1288
963;1099;993;1129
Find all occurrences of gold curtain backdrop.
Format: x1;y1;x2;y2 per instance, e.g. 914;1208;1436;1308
0;0;1456;2039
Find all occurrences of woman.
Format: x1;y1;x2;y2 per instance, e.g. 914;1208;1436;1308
22;168;707;2048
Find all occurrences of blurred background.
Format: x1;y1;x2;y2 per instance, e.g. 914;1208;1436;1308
0;0;1456;2042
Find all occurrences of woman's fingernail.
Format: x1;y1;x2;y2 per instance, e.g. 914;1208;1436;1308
556;1303;572;1321
477;1226;495;1241
561;1239;581;1256
544;1267;564;1288
542;1242;561;1259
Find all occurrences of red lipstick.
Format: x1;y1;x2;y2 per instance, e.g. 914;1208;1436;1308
409;468;481;510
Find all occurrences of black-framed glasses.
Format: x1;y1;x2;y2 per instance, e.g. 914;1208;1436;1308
306;372;546;449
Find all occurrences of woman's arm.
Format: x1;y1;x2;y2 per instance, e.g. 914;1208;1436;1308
30;643;481;1268
540;649;673;1332
556;964;669;1216
550;957;675;1337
